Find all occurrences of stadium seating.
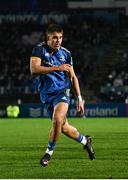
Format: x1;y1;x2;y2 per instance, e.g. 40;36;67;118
0;11;127;103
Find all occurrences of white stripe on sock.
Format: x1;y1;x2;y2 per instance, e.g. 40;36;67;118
81;136;87;145
45;148;53;156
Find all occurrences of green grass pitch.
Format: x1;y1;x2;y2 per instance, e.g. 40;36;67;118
0;117;128;179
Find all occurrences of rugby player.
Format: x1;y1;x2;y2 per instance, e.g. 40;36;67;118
30;24;95;167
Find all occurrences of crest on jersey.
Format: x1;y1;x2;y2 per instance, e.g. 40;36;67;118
60;55;65;61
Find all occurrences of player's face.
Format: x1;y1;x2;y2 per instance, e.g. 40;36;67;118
47;32;63;50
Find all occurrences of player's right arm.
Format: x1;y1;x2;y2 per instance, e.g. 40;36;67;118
30;56;71;76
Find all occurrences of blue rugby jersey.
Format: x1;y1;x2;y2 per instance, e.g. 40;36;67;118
31;42;73;95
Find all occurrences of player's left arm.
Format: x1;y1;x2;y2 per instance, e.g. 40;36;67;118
69;66;85;116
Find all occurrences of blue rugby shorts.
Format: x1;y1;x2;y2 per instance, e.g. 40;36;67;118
40;89;70;119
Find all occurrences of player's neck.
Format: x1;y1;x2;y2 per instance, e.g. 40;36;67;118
45;42;60;54
48;46;59;54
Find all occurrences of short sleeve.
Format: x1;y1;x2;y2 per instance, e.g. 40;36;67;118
32;46;42;59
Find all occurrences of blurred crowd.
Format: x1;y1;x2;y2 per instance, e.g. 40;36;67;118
100;50;128;103
0;14;124;103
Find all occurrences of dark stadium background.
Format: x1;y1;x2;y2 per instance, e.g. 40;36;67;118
0;0;128;118
0;1;128;179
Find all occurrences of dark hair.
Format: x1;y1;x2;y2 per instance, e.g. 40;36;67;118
46;24;63;36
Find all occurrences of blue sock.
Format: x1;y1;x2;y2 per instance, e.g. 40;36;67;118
76;134;87;145
76;134;84;142
47;141;56;151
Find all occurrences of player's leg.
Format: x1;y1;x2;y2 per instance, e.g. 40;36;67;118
62;121;95;160
40;102;68;166
50;102;69;142
62;120;87;144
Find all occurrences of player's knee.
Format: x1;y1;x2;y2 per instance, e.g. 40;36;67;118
53;114;64;127
71;127;77;134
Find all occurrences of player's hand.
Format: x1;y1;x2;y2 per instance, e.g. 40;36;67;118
77;99;85;116
58;64;71;72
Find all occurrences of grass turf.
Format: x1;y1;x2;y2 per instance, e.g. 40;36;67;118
0;117;128;179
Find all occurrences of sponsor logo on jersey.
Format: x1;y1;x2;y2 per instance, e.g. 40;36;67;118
43;59;53;66
45;53;50;57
